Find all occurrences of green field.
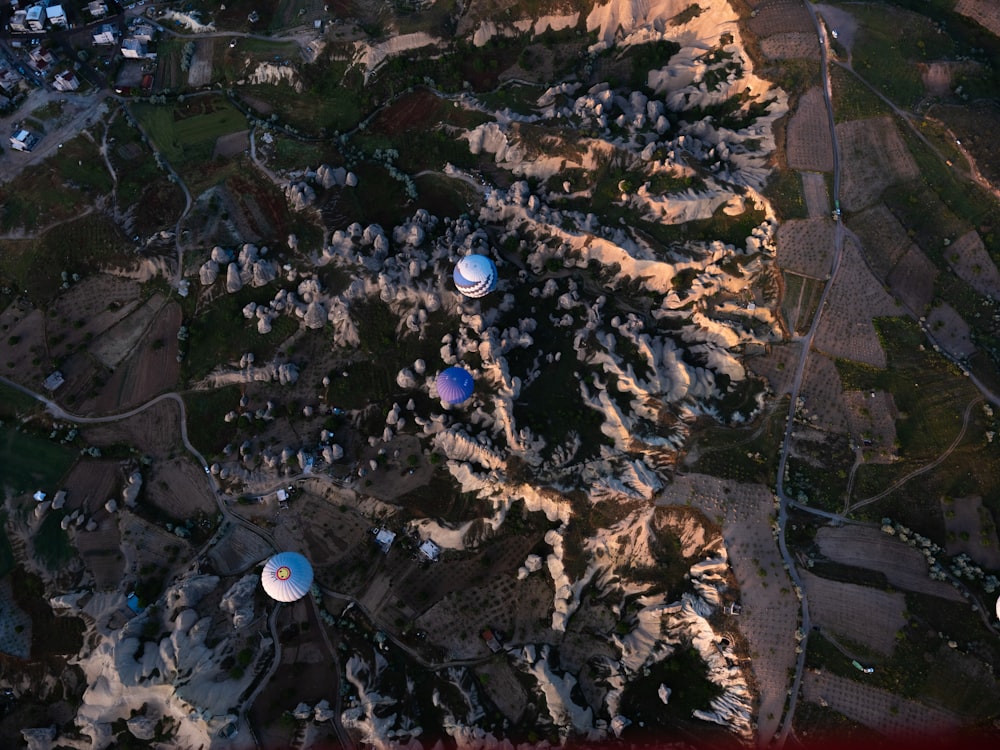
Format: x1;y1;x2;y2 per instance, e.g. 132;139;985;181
0;382;39;420
131;97;248;165
0;425;77;495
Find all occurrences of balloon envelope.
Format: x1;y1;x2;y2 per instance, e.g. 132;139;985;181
437;366;474;404
453;255;497;298
261;551;313;602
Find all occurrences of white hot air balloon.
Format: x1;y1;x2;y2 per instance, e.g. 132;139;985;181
261;551;314;603
453;255;497;298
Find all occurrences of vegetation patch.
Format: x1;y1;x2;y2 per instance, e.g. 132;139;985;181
0;424;77;496
131;97;248;166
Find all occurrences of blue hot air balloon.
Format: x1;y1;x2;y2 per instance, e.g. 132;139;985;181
453;255;497;298
436;366;474;404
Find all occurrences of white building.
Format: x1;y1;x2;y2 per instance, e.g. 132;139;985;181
9;9;28;32
45;4;67;27
86;0;109;18
130;21;156;42
121;38;155;60
10;128;41;152
53;69;79;92
25;5;46;32
92;23;117;45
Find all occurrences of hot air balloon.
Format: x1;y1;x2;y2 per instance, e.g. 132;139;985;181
453;255;497;299
436;366;474;404
261;551;314;602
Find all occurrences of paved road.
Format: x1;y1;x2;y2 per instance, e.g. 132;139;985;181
771;7;844;745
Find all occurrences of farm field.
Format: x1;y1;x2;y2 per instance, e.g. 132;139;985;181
815;526;963;601
786;88;833;173
848;204;914;281
776;218;834;278
800;571;905;656
0;426;77;498
131;98;249;167
837;117;919;212
812;238;898;369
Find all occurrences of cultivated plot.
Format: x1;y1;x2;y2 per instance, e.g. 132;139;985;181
801;571;905;656
945;230;1000;299
848;204;914;281
799;352;851;434
837;118;919;211
802;670;959;740
815;526;964;601
941;495;1000;570
786;88;834;173
886;245;938;314
800;172;830;218
761;32;820;60
776;218;834;278
813;238;898;368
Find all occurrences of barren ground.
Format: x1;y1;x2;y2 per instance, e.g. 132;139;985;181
955;0;1000;37
926;303;976;360
799;172;829;218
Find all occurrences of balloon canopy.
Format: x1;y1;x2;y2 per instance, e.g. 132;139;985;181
453;255;497;299
261;551;314;602
437;366;474;404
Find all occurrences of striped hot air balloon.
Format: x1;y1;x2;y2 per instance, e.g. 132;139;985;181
436;366;474;404
261;551;313;602
453;255;497;299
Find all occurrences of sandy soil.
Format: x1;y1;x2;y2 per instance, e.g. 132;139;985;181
786;88;834;173
955;0;1000;37
941;495;1000;569
886;244;938;314
800;571;905;655
760;32;819;60
837;118;919;211
802;670;959;739
776;218;835;279
213;130;250;160
813;237;898;368
800;172;830;218
187;38;215;87
815;526;965;602
748;0;815;36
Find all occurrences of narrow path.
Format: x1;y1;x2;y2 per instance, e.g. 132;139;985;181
847;395;982;513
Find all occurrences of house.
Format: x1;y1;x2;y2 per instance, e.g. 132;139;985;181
92;23;117;45
481;629;503;653
86;0;108;18
276;488;288;508
0;65;23;97
10;128;41;152
418;539;441;562
9;9;29;32
121;38;155;60
27;46;55;75
52;68;79;91
130;21;156;42
25;4;45;31
45;3;66;27
375;528;396;553
43;370;64;390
